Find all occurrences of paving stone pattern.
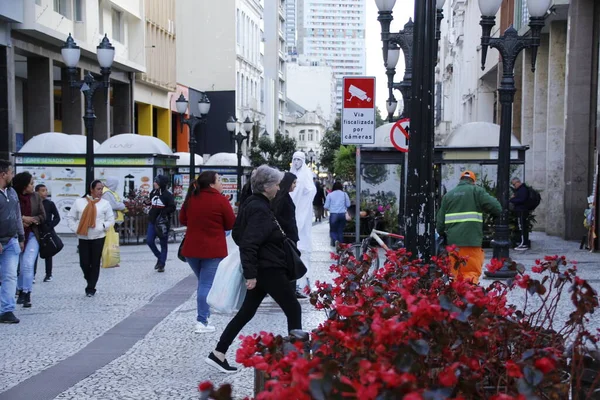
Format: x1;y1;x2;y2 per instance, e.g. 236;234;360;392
0;223;598;399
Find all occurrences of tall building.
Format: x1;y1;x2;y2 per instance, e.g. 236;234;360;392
0;0;145;159
285;0;298;55
297;0;367;114
176;0;264;157
263;0;287;135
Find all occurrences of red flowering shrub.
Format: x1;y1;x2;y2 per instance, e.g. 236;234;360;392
201;252;600;399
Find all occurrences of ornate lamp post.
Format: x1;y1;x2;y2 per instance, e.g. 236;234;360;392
478;0;550;278
176;94;211;181
61;33;115;190
307;148;316;170
226;116;253;202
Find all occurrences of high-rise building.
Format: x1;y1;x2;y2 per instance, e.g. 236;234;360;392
285;0;298;55
297;0;367;114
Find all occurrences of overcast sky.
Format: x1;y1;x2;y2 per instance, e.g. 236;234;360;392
364;0;414;114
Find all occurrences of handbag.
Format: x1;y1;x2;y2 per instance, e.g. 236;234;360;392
155;213;170;240
273;218;307;280
177;235;186;262
38;224;64;259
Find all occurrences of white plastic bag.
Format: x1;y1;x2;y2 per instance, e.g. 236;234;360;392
207;248;247;314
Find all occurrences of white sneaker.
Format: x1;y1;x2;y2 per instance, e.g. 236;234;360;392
195;322;216;333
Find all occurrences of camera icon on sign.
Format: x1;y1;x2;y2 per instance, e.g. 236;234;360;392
347;85;372;103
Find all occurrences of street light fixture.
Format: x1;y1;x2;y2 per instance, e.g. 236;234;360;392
307;148;316;170
61;33;115;190
176;93;211;181
478;0;550;278
226;116;253;203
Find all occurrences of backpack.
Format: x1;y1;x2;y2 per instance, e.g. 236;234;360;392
525;185;541;211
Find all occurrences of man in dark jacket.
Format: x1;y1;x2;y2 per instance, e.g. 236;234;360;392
510;177;530;251
0;160;24;324
146;175;175;272
34;184;61;282
436;170;502;284
312;179;326;222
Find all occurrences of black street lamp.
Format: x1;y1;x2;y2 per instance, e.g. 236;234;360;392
61;33;115;190
377;0;444;260
479;0;549;278
175;93;211;182
307;148;316;170
226;116;253;202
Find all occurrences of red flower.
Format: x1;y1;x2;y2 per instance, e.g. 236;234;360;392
486;258;505;273
531;265;543;273
534;357;557;374
505;360;523;378
438;364;459;387
198;381;213;392
404;393;423;400
490;395;517;400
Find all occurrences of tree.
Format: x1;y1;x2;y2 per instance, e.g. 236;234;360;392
334;145;356;181
249;132;297;171
376;107;386;128
319;117;341;174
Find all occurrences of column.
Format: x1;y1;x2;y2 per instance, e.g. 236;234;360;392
137;103;153;135
545;21;567;236
0;46;15;160
92;83;110;141
531;34;549;230
521;49;535;183
563;0;595;240
26;57;53;141
156;107;171;147
61;67;84;134
112;82;133;134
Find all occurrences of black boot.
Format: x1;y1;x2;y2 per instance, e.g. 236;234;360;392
16;290;25;305
23;292;32;308
157;263;165;273
154;261;160;270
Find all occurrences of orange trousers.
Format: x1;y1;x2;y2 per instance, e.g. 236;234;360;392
449;246;485;284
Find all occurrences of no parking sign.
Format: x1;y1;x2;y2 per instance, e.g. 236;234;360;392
390;118;410;152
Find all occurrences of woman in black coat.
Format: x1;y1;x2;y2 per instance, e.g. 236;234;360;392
271;172;298;243
205;165;302;374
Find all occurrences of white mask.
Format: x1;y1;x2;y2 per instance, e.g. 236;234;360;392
292;158;304;171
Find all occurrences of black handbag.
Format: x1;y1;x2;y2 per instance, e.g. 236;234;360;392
38;224;64;259
274;219;307;280
155;213;170;240
177;236;186;262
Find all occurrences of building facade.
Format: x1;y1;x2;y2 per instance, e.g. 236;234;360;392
435;0;599;241
263;0;286;135
285;99;327;156
286;55;336;126
297;0;367;114
134;0;177;151
0;0;145;160
285;0;298;55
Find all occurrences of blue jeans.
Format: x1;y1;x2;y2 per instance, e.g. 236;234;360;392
329;213;347;244
18;233;39;293
147;223;168;265
0;237;21;314
186;257;222;325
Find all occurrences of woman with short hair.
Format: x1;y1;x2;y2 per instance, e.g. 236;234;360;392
179;171;236;333
66;180;115;297
13;172;45;308
205;165;302;373
324;181;351;246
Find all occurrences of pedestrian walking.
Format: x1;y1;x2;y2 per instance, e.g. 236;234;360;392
272;172;306;299
146;175;175;273
179;171;236;333
13;172;45;308
66;180;115;297
313;179;326;222
205;165;302;373
436;170;502;284
510;177;531;251
34;184;60;282
324;181;351;247
0;160;25;323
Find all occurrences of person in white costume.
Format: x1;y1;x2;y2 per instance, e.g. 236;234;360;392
289;151;316;292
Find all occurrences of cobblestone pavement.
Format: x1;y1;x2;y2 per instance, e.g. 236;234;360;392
0;223;598;399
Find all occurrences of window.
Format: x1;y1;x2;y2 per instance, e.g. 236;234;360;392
74;0;83;21
112;8;123;42
54;0;69;17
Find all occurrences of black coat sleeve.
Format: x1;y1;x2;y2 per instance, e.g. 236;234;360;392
49;202;61;228
510;185;528;205
161;191;176;214
275;199;299;244
239;208;275;280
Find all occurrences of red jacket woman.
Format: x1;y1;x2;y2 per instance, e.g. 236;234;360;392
179;171;235;333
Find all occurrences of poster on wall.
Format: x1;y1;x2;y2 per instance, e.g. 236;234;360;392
198;167;243;208
16;165;86;234
95;167;155;200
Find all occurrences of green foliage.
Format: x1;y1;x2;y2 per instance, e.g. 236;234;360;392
249;132;297;171
319;118;341;174
375;107;386;128
334;145;356;181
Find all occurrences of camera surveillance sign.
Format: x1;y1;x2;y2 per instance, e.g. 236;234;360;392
342;77;376;145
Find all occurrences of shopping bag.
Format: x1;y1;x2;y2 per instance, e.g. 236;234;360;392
101;226;121;268
207;248;247;314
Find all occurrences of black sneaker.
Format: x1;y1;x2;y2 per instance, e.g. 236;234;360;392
16;291;25;305
0;312;20;324
154;261;160;270
205;352;238;374
43;276;53;282
23;292;32;308
157;263;165;273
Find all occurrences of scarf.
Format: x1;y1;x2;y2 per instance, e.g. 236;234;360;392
77;196;101;236
18;193;33;244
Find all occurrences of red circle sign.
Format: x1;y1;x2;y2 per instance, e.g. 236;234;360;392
390;118;410;152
